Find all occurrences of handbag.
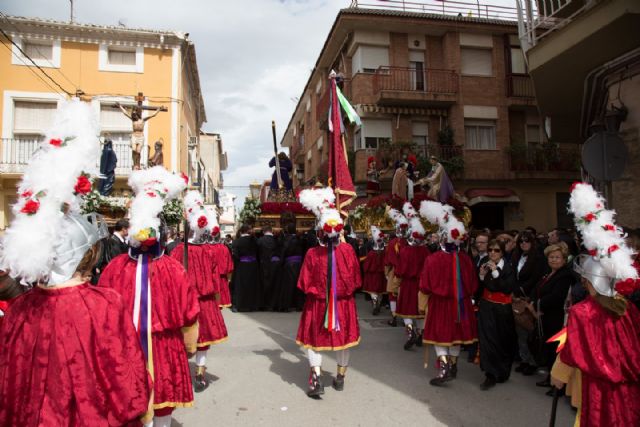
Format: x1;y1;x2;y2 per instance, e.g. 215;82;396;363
512;296;535;332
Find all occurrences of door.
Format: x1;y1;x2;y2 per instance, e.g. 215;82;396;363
409;50;425;91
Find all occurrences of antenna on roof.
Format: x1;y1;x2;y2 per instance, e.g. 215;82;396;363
118;18;127;27
69;0;75;23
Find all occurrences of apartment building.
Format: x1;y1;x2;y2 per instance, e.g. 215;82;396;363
282;1;580;232
197;131;228;205
0;14;206;228
517;0;640;228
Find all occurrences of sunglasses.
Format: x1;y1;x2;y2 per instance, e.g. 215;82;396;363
488;248;502;253
519;238;531;244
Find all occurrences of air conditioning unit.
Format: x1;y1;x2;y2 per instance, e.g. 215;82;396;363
188;136;198;147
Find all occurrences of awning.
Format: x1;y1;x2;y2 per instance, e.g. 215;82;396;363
358;104;448;117
463;188;520;206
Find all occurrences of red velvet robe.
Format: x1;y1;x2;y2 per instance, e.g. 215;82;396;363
296;243;361;351
420;250;478;346
171;243;229;348
0;283;150;426
384;237;406;270
98;254;199;410
560;297;640;427
362;249;386;295
395;245;430;318
205;243;234;308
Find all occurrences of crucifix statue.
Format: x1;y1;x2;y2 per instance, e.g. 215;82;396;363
115;92;167;170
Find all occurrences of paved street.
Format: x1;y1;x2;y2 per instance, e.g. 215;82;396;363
174;294;575;427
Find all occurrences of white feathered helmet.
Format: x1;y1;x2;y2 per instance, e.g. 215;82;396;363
569;182;638;297
403;202;425;244
298;187;344;238
371;225;385;249
0;99;105;285
419;200;466;245
205;205;221;239
128;166;187;248
387;208;409;238
184;190;211;243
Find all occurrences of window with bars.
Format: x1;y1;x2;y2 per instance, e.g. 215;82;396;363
13;101;57;136
460;48;493;76
464;119;497;150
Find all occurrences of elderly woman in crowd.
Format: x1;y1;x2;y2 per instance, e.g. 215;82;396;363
477;239;517;390
529;243;576;393
511;231;548;376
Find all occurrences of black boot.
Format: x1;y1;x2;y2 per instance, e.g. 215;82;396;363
194;365;209;393
429;356;451;386
387;315;398;327
372;298;381;316
415;329;423;347
448;356;458;380
307;368;324;399
403;324;417;350
333;365;347;391
480;374;496;391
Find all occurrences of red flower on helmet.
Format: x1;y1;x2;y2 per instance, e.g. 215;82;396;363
584;213;597;222
147;192;157;198
141;237;157;248
74;175;92;195
211;226;220;236
197;215;208;229
20;190;33;199
412;231;423;239
49;138;62;147
451;228;460;239
334;223;344;232
615;278;639;297
20;199;40;215
400;223;408;229
570;182;583;192
323;223;333;233
608;245;620;254
180;172;188;185
603;224;616;231
588;249;598;257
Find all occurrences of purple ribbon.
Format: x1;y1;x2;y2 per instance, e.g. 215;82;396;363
139;254;150;359
239;255;257;263
270;256;281;262
285;255;303;263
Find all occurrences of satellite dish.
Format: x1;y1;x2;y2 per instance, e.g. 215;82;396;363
582;131;627;181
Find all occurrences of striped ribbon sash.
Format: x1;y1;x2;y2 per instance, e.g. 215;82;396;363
134;254;154;379
323;242;340;331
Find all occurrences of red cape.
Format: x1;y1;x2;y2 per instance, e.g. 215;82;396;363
362;249;386;294
98;254;199;408
296;243;361;350
205;243;234;308
0;284;150;426
560;297;640;426
420;250;478;345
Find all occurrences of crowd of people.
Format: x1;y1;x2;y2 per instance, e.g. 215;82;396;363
0;101;639;427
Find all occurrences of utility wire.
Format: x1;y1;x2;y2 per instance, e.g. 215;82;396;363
0;38;64;96
0;12;79;92
0;26;72;96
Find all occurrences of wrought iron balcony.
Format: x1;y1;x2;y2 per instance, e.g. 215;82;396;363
1;137;148;175
373;67;458;105
506;74;535;98
508;143;581;172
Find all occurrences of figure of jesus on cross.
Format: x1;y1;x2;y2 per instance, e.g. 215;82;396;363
116;92;167;170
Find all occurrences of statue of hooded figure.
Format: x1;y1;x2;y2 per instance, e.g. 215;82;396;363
99;139;117;196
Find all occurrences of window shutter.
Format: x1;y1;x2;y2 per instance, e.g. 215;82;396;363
24;42;53;61
100;105;133;131
461;48;492;76
13;101;57;134
108;48;136;65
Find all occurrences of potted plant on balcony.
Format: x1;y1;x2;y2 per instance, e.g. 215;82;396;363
505;141;529;171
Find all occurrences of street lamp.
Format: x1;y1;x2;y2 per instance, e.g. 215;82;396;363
249;181;261;200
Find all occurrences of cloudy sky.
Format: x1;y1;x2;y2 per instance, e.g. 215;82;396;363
3;0;348;205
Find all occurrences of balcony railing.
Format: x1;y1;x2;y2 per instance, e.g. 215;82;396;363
506;74;535;98
1;137;148;175
508;143;581;172
350;0;519;21
373;67;459;95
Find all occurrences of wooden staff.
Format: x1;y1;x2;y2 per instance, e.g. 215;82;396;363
272;121;283;189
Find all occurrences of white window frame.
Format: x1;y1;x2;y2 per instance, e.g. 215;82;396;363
357;118;392;150
412;121;429;150
2;91;65;139
464;119;497;150
316;135;323;151
99;44;144;73
11;36;61;68
352;45;390;74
